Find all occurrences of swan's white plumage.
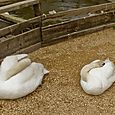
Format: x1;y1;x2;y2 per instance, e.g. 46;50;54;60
80;59;115;95
0;54;49;99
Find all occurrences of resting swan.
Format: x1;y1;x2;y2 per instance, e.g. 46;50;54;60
80;59;115;95
0;54;49;99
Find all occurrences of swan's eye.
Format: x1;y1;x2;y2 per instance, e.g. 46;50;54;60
102;63;105;66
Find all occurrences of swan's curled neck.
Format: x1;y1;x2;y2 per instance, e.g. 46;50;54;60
3;58;31;80
81;62;103;82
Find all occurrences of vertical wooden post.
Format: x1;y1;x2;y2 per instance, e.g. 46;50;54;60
33;2;41;17
33;2;43;41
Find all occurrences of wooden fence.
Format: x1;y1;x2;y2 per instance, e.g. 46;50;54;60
0;0;42;59
0;1;115;60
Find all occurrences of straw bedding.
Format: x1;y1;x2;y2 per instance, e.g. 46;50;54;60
0;28;115;114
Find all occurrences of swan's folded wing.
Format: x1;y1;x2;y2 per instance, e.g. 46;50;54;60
80;80;103;95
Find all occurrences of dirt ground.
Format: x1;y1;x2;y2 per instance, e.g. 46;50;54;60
0;28;115;115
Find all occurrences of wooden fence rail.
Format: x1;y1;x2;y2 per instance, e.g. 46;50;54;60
42;2;115;21
42;10;115;41
0;0;39;14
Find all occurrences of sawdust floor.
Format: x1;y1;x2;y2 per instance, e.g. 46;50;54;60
1;28;115;115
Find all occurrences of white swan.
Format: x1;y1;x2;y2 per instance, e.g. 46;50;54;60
0;54;49;99
80;59;115;95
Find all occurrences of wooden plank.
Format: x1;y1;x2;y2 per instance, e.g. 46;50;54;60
42;22;115;46
0;16;41;37
42;10;115;40
0;18;12;29
0;0;39;14
42;2;115;21
0;27;41;59
0;13;26;23
16;42;41;54
0;0;23;6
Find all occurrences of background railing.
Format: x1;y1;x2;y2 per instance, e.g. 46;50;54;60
0;0;115;60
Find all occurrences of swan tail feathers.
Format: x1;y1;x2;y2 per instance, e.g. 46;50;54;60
80;80;102;95
80;80;89;92
43;68;49;74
